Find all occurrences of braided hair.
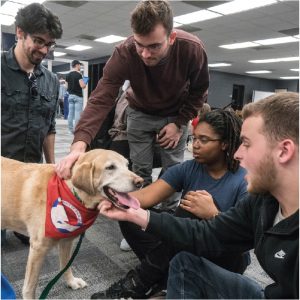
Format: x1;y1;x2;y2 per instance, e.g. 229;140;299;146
198;109;242;173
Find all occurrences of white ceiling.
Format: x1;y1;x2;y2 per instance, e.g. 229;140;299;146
2;0;299;80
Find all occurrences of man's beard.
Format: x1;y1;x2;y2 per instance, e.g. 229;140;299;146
28;50;45;65
22;40;45;65
247;154;277;194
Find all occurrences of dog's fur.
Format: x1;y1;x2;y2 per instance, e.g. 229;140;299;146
1;149;142;299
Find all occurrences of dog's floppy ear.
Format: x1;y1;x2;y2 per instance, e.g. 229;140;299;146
71;162;96;195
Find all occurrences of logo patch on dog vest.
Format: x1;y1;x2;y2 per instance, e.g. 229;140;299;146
45;175;98;238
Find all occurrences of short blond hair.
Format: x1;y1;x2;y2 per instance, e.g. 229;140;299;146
242;92;299;144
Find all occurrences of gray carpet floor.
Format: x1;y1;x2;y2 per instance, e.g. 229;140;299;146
1;118;273;299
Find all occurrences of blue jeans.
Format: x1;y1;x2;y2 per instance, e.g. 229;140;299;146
68;94;83;132
167;252;264;299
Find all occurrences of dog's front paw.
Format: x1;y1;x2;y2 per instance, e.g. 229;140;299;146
67;277;88;290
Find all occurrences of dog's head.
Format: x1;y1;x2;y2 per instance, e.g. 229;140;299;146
71;149;143;209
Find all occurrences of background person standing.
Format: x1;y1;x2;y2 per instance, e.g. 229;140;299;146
58;75;67;117
66;59;86;133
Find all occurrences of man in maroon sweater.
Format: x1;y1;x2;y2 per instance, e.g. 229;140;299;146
56;1;209;209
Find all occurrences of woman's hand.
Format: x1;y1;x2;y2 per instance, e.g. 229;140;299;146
180;190;219;219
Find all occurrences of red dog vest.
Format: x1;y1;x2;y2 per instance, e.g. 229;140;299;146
45;175;98;239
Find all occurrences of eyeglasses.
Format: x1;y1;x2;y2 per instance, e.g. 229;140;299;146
190;135;222;145
28;72;38;97
29;34;56;50
134;39;167;53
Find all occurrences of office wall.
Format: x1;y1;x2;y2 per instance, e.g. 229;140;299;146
208;71;298;108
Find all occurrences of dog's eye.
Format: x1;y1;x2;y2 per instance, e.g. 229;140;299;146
105;164;115;170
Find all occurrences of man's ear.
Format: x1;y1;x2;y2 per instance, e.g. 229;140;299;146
71;162;96;195
169;30;177;45
277;139;296;163
16;27;24;40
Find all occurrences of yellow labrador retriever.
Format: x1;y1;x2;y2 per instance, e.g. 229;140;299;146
1;149;143;299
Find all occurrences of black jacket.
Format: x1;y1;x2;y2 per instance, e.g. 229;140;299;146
147;194;299;299
1;47;59;162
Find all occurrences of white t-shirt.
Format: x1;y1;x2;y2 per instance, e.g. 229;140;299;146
273;206;285;225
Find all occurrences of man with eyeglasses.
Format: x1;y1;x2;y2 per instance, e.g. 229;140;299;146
56;1;209;210
1;3;63;245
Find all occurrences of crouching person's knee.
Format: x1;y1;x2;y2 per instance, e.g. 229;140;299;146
167;252;209;299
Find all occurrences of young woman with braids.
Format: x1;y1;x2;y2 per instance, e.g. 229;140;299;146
92;109;249;299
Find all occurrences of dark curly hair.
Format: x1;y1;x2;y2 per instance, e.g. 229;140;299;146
198;109;242;173
15;3;62;39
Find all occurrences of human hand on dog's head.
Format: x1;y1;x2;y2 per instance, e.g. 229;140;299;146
55;141;87;179
98;200;149;229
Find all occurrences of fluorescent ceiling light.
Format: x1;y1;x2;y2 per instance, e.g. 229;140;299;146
220;35;299;50
220;42;259;49
280;76;299;80
0;14;15;26
173;22;183;28
208;63;232;67
294;34;300;39
0;0;45;26
249;57;299;63
174;10;221;25
254;36;298;45
208;0;277;15
11;0;45;4
0;2;23;17
94;35;126;44
66;45;92;51
246;70;271;74
54;51;66;57
57;71;71;75
290;69;299;72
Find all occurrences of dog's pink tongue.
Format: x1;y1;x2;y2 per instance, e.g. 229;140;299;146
115;191;140;210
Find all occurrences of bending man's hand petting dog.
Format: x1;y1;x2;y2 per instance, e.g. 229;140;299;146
98;200;149;230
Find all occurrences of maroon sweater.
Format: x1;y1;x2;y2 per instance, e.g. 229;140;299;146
74;29;209;145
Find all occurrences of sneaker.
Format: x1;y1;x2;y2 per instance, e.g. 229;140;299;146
120;238;131;251
91;270;163;299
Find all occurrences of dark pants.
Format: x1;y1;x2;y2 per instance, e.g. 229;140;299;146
167;252;263;299
120;207;250;288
